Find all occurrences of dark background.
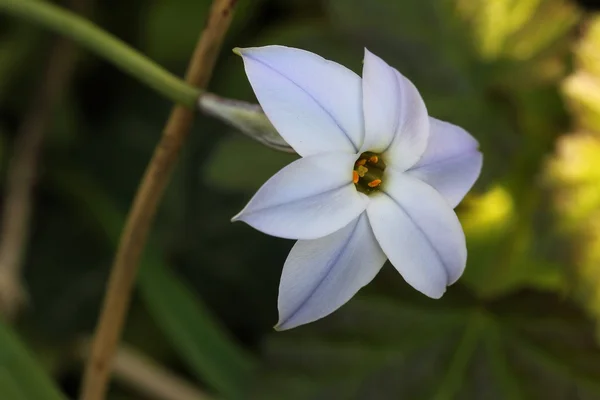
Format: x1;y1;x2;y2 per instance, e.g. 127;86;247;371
3;0;600;399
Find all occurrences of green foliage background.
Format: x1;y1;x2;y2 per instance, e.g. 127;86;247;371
2;0;600;398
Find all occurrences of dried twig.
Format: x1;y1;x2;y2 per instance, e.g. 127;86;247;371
80;1;237;399
78;340;213;400
0;7;82;320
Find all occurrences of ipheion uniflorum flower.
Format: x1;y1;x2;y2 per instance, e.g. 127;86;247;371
232;46;483;330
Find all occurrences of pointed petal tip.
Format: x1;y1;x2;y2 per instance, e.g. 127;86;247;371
361;49;429;168
273;322;286;331
430;287;446;300
447;265;466;287
230;211;243;222
368;173;465;301
362;47;374;64
233;45;284;57
416;284;446;300
234;45;364;155
232;46;265;56
274;317;296;331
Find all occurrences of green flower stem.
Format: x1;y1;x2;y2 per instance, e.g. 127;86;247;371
0;0;201;107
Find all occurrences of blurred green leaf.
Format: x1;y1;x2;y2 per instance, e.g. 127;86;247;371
251;290;600;400
457;0;579;62
0;319;66;400
563;72;600;132
564;20;600;133
143;0;261;65
205;135;297;192
143;0;210;64
53;169;256;398
547;15;600;333
138;258;256;399
504;0;578;59
319;0;575;298
0;24;39;99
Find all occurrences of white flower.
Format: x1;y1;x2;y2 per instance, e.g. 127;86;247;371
232;46;483;330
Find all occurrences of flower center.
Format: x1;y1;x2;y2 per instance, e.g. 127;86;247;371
352;151;386;194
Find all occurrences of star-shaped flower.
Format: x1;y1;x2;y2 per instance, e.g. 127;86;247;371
232;46;482;330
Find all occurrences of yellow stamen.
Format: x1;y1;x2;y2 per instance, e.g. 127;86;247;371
351;152;386;194
368;179;382;188
356;165;369;177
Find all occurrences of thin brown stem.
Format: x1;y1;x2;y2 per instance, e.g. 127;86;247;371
80;1;237;399
78;340;213;400
0;4;83;320
112;345;214;400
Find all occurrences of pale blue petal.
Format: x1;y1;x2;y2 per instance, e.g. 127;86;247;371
367;171;466;298
361;49;429;171
232;152;368;240
276;213;386;330
406;118;482;208
237;46;364;156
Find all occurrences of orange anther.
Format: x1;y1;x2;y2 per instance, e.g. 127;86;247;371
368;155;379;164
355;159;366;166
352;170;359;184
368;179;382;188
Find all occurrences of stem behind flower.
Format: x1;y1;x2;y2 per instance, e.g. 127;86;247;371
0;0;200;107
80;1;238;399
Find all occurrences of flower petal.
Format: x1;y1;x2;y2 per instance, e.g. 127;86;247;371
232;152;368;240
406;118;482;208
367;171;466;298
237;46;364;156
361;49;429;171
276;213;386;330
